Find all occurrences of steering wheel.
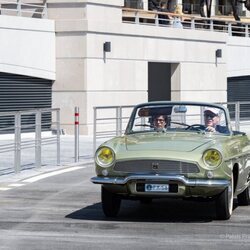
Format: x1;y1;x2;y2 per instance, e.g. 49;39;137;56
185;124;206;131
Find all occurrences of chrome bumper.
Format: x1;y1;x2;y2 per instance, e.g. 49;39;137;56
91;175;230;187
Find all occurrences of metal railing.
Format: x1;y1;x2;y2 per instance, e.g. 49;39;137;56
93;102;250;153
0;108;60;174
122;8;250;37
93;105;134;154
0;0;47;18
225;101;250;131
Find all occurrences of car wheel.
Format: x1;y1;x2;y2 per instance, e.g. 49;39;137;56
237;186;250;206
216;174;234;220
101;186;121;217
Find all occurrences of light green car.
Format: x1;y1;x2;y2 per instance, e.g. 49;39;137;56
91;101;250;220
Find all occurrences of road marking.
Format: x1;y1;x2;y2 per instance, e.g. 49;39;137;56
22;166;86;183
0;187;12;191
0;165;88;191
8;183;25;187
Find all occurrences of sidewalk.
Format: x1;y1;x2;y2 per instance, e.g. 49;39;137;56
0;134;105;184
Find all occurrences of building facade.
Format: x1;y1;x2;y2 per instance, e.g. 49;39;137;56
47;0;250;134
0;0;250;135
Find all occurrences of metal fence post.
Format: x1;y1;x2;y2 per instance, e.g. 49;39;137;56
119;106;122;136
116;107;119;136
191;17;195;29
245;24;248;38
155;14;159;26
35;110;42;168
17;0;21;16
74;107;79;162
43;2;48;18
93;107;97;156
14;112;21;173
135;11;139;24
210;20;214;31
56;109;61;166
235;102;240;131
228;22;232;36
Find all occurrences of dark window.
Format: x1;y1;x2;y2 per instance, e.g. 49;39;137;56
228;76;250;120
0;72;53;133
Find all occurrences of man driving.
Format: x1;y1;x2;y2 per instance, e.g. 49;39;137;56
204;107;229;133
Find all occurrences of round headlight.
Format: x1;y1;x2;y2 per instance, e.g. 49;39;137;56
202;149;222;169
95;147;115;167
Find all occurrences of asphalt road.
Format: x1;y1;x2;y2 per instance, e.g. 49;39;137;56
0;164;250;250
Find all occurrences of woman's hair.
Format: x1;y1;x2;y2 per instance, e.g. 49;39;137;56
153;114;167;121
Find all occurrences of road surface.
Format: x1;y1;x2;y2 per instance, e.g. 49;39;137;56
0;164;249;250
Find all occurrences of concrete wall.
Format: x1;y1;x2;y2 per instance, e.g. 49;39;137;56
47;0;250;135
0;15;55;80
227;36;250;77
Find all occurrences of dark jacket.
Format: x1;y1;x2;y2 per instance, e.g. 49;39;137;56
148;0;160;11
215;125;230;134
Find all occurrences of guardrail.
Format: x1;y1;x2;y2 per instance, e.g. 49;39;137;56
0;0;47;18
0;108;60;174
122;8;250;37
93;105;134;154
93;101;250;153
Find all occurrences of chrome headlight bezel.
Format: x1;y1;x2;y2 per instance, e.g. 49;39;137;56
95;146;115;168
202;149;222;169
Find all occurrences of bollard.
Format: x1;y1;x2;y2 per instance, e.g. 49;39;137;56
56;109;61;166
74;107;79;162
35;110;42;168
14;112;21;173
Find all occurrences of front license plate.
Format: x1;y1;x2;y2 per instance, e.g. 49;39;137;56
145;184;169;192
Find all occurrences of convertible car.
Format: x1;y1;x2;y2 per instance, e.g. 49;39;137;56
91;101;250;220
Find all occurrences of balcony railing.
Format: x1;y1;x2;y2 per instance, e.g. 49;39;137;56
0;0;47;18
122;8;250;37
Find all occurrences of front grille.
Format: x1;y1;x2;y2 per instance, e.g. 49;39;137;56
113;160;199;174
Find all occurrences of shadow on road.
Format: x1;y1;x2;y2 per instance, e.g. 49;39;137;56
65;198;226;223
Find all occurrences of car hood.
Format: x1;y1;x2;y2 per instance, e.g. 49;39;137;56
125;133;215;152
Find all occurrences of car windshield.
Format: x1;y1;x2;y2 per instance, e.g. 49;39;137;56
127;103;230;135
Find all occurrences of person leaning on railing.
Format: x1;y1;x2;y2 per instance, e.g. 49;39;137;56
159;1;170;25
148;0;170;25
172;5;183;28
148;0;161;11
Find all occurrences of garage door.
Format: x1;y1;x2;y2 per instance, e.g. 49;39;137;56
0;72;53;133
228;76;250;119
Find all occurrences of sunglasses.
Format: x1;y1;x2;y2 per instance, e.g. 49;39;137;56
204;114;216;119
